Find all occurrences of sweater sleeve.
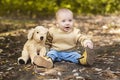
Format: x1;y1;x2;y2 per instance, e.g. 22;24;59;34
76;30;91;47
45;27;53;49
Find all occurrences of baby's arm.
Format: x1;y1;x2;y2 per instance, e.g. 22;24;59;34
77;32;93;49
83;39;93;49
45;32;53;49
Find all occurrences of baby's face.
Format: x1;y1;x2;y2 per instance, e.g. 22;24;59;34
56;12;74;32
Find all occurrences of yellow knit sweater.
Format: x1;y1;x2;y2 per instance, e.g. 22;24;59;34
47;27;90;51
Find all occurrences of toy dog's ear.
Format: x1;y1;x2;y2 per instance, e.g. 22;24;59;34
27;28;35;40
44;27;48;33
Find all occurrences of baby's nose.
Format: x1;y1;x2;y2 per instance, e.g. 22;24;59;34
40;36;44;40
66;22;70;25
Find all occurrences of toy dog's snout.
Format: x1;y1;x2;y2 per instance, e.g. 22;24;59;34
40;36;44;40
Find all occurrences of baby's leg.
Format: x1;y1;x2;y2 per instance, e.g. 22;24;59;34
60;51;81;63
47;49;60;62
79;47;95;65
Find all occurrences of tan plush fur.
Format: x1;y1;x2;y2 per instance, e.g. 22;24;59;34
18;26;48;64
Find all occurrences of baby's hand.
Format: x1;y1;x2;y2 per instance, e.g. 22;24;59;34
83;40;93;49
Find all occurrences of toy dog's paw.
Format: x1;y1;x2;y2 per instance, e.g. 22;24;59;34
18;59;25;64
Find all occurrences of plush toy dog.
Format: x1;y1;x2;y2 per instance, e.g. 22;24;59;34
18;26;48;64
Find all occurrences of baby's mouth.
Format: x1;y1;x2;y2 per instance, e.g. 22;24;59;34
64;27;72;32
65;27;70;29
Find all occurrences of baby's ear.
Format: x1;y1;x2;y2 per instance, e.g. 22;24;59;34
27;28;35;40
55;21;59;27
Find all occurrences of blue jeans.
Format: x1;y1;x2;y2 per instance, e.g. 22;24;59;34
47;49;81;63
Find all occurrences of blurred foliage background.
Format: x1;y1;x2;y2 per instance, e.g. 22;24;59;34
0;0;120;18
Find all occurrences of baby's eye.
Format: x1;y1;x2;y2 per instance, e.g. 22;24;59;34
62;20;65;22
69;19;72;22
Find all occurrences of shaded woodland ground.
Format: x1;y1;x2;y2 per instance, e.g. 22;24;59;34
0;15;120;80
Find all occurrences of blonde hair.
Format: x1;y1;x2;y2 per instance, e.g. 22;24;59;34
55;8;73;19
